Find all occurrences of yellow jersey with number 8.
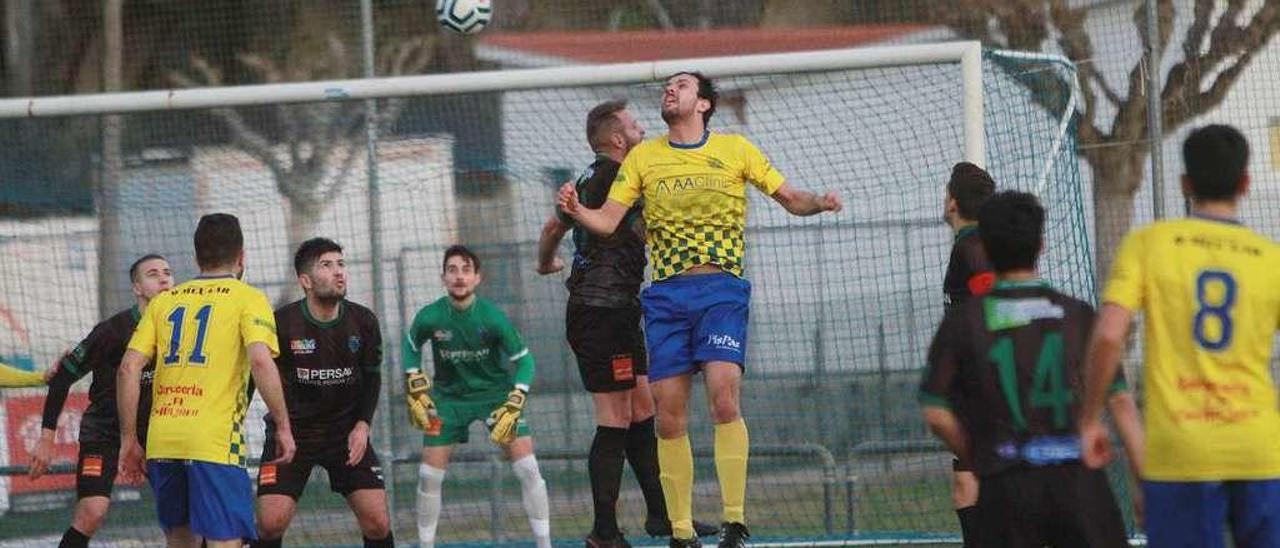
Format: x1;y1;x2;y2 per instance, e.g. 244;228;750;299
127;275;278;466
1103;216;1280;481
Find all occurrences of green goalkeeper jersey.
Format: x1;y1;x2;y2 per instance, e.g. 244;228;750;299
403;296;534;402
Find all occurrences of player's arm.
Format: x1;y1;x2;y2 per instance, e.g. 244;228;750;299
487;310;534;444
31;349;90;479
535;213;571;275
347;315;383;465
559;189;628;238
0;361;45;387
249;342;293;463
402;311;439;431
919;315;970;462
770;183;843;216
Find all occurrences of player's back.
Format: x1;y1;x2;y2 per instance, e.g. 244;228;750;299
133;275;277;465
1104;216;1280;480
937;281;1096;477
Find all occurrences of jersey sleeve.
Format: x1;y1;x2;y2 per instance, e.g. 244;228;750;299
491;307;534;391
402;308;430;374
241;290;279;357
1102;229;1146;311
740;136;786;195
127;299;161;359
0;361;43;387
919;315;960;409
606;150;643;208
357;310;383;423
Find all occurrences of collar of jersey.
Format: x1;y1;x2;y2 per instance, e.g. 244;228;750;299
954;224;979;242
668;130;710;150
993;278;1051;291
130;304;141;322
302;299;345;328
1190;212;1242;225
194;274;237;280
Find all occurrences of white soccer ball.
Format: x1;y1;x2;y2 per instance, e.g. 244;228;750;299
435;0;492;34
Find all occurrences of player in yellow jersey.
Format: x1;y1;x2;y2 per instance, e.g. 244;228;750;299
1080;125;1280;548
117;213;295;548
560;71;842;548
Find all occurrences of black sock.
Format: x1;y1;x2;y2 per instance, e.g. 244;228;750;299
957;505;979;548
59;527;89;548
251;538;283;548
626;416;668;522
363;531;394;547
590;425;629;538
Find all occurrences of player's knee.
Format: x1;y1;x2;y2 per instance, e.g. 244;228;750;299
418;464;446;494
655;408;688;438
358;510;392;539
257;509;292;539
708;392;741;424
72;499;110;535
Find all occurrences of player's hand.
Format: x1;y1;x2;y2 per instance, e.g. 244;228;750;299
28;430;55;480
268;426;296;465
486;388;527;445
557;182;580;217
1079;419;1112;469
405;371;438;432
347;421;370;466
536;256;565;275
1131;484;1145;528
118;438;146;485
820;191;843;213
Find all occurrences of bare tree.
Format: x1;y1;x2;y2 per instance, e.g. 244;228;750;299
939;0;1280;277
171;33;434;303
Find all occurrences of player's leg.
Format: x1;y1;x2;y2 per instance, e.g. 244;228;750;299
186;461;257;548
651;374;696;542
251;428;313;547
329;441;393;547
691;273;752;546
1225;479;1280;548
417;444;454;548
504;432;551;548
1143;480;1228;548
951;467;980;547
60;442;118;547
569;301;638;544
975;468;1047;548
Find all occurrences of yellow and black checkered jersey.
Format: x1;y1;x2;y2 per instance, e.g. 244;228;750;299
127;275;279;466
607;131;785;280
1104;216;1280;481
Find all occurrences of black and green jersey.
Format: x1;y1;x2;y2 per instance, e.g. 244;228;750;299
919;280;1127;476
403;296;534;402
555;154;646;308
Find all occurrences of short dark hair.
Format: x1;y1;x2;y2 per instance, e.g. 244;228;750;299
1183;124;1249;201
947;162;996;220
669;71;717;126
193;213;244;270
294;237;343;276
442;244;480;273
586;99;628;152
129;254;167;283
978;191;1044;274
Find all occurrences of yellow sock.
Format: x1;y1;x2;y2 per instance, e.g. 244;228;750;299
658;434;695;539
715;418;749;524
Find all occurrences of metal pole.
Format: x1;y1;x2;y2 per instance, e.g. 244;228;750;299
1145;0;1166;220
359;0;396;527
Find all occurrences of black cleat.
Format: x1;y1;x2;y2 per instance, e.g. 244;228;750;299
668;537;702;548
585;531;633;547
717;522;750;548
645;518;721;538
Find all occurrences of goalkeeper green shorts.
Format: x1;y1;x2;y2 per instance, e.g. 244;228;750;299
424;396;532;447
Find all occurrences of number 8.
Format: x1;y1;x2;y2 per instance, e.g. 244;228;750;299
1193;270;1235;351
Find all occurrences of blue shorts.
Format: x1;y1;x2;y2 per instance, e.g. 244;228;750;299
1145;479;1280;548
641;272;750;382
148;460;256;542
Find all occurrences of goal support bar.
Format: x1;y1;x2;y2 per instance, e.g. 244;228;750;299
0;41;986;165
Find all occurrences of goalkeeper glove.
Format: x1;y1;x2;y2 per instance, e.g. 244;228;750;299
486;388;527;445
405;371;440;434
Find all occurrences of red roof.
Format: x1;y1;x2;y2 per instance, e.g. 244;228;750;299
479;25;930;64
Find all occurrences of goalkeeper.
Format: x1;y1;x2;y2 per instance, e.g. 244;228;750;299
403;245;551;548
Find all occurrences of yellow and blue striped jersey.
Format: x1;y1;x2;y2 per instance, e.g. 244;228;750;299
1103;216;1280;481
607;131;786;280
128;275;278;466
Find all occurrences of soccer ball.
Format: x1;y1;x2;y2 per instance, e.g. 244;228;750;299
435;0;492;34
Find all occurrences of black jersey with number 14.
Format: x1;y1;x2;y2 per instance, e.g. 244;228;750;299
920;281;1125;477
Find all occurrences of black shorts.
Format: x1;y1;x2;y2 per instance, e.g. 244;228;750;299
566;302;648;393
256;434;384;500
75;441;122;499
977;464;1127;548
